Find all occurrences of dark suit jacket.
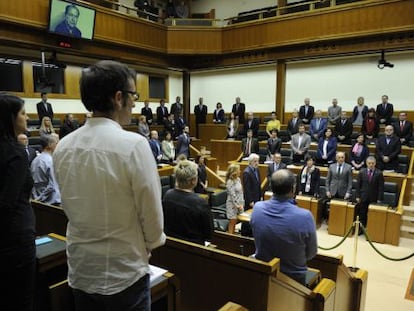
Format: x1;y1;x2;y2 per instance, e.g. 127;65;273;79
213;109;225;123
361;117;380;137
376;103;394;124
267;161;287;180
176;133;191;158
149;139;162;163
36;102;54;122
156;105;169;125
243;165;261;209
243;118;260;137
241;137;259;157
316;137;337;163
287;117;303;137
194;104;207;124
310;118;328;139
326;162;353;197
376;135;401;171
232;103;246;124
299;105;314;124
267;137;282;155
393;120;413;144
170;102;183;119
25;146;37;165
334;118;353;144
141;107;153;124
297;166;320;196
356;167;384;203
352;105;368;123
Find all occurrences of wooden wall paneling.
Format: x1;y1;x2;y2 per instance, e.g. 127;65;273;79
22;60;35;97
64;65;82;98
136;73;149;101
167;27;222;54
0;0;46;28
276;60;285;123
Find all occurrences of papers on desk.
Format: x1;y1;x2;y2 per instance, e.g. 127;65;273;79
149;264;167;284
239;212;250;217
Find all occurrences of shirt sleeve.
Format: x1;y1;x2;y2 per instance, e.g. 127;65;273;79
304;213;318;261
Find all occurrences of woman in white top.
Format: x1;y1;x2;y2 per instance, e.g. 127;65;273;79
161;131;175;164
225;163;244;234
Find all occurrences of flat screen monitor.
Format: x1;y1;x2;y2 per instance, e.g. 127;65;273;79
48;0;96;40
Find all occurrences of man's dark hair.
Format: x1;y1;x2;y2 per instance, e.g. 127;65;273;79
41;92;47;97
80;60;136;113
0;93;24;142
271;169;296;196
65;4;80;17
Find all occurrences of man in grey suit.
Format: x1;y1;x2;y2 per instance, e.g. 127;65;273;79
326;151;353;200
176;125;191;158
290;124;311;164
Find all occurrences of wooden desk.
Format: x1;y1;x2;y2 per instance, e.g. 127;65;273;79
238;209;252;223
198;124;227;150
211;140;242;170
158;165;174;176
366;204;388;243
295;195;323;228
328;200;355;237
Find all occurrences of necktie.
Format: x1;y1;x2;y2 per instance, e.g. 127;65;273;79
274;163;278;171
254;168;259;181
25;147;30;159
292;118;296;127
246;139;251;155
316;119;320;130
368;169;373;182
400;121;404;132
342;119;345;125
337;164;341;175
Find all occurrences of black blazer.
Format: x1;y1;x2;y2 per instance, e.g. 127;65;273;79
194;104;207;124
243;165;261;209
376;135;401;171
241;137;259;157
156;105;169;125
36;102;54;122
352;105;368;123
334;118;353;144
243;118;260;137
287;117;303;137
141;107;153;124
213;109;225;123
299;105;314;124
297;166;320;196
356;168;384;203
349;143;369;166
267;161;287;179
376;103;394;124
232;103;246;124
393;120;413;144
267;137;282;155
361;117;380;138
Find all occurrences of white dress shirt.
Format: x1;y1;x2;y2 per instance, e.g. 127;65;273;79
53;117;165;295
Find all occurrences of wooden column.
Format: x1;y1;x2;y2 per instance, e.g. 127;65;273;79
277;0;287;15
276;60;286;123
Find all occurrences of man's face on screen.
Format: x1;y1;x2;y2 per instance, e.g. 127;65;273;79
66;8;79;29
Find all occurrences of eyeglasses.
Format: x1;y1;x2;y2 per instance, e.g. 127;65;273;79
123;90;139;101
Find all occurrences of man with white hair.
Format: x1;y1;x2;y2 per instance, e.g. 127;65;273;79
242;153;261;236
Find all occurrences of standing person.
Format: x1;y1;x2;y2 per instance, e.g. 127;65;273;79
161;131;175;164
352;96;368;126
149;130;162;163
39;116;56;137
393;111;413;145
162;160;213;245
376;125;401;172
327;98;342;125
225;164;244;234
316;128;337;166
335;111;353;145
326;152;353;201
31;135;61;206
213;102;225;123
287;109;302;139
141;100;153;125
53;61;165;311
241;129;259;158
265;111;281;137
297;156;320;197
355;156;384;233
267;152;286;190
194;154;208;194
251;169;317;286
267;129;282;156
137;115;150;140
243;112;260;137
226;112;239;139
17;133;37;165
0;93;36;311
59;113;78;139
361;108;380;144
376;95;394;125
242;153;261;236
291;124;311;164
298;97;314;124
156;99;169;125
231;97;246;124
310;110;327;142
170;96;183;121
176;125;191;158
36;92;54;122
350;133;369;171
194;97;207;138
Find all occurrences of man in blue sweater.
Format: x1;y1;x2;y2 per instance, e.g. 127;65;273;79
251;169;317;285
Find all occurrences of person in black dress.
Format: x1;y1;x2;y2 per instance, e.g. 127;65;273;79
297;156;320;197
194;154;208;194
0;93;36;311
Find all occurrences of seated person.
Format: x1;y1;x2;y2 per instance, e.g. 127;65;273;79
213;102;225;123
334;111;353;145
251;169;317;285
349;133;369;170
376;125;401;172
316;128;337;166
361;108;379;144
297;156;320;197
31;135;61;206
162;160;214;245
309;110;328;142
265;111;281;137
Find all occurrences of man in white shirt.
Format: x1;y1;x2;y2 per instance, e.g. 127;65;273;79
53;61;165;311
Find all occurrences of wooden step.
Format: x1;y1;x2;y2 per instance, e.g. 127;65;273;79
401;215;414;228
400;225;414;240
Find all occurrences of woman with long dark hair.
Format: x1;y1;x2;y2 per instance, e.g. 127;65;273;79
0;93;36;311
